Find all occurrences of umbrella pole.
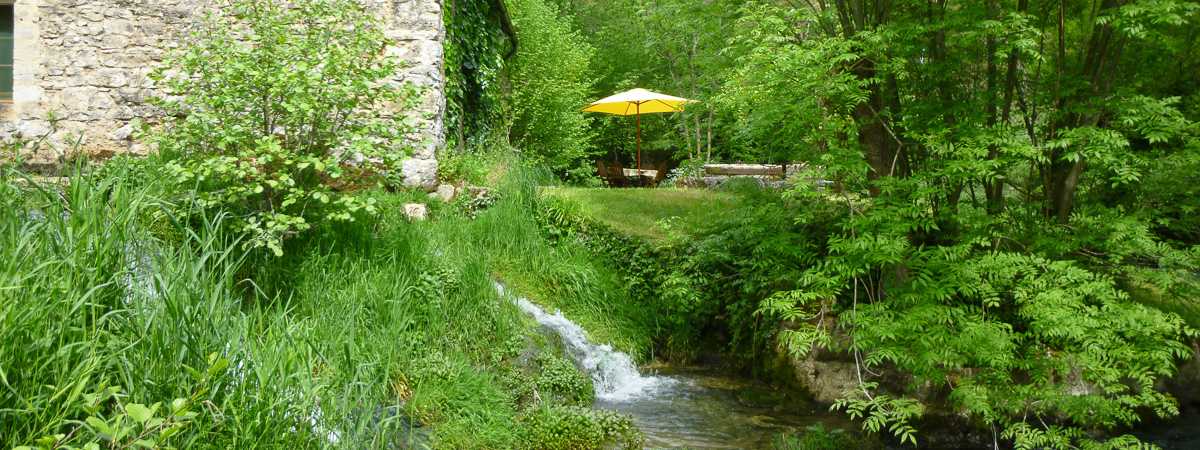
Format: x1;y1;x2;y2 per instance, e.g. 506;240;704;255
636;102;642;177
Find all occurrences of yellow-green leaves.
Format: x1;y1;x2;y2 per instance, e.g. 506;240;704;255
152;0;420;256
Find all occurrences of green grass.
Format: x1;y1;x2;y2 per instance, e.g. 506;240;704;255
0;159;654;449
542;187;743;243
468;173;656;361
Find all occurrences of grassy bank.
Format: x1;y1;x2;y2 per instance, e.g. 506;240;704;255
489;184;656;360
539;182;825;367
0;160;649;449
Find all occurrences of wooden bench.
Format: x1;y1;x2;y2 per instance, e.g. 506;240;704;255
703;164;785;177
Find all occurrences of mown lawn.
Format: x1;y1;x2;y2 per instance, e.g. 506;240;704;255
542;187;745;243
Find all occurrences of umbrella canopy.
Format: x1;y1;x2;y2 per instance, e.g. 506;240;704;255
583;88;695;179
583;88;694;115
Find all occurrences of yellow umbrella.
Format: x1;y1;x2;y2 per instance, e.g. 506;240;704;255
583;88;695;176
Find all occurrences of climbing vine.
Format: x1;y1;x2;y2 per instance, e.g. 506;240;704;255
443;0;512;152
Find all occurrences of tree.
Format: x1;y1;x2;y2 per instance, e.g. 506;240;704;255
564;0;752;164
734;0;1200;447
151;0;418;255
507;0;599;181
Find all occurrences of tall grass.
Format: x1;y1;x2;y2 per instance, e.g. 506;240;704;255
0;159;298;448
2;157;652;449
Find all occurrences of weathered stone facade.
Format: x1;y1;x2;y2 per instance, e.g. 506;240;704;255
0;0;444;189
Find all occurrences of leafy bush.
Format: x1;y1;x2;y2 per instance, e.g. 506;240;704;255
762;191;1197;447
519;405;643;450
15;365;218;450
151;0;419;255
507;0;598;183
662;158;707;187
535;352;595;406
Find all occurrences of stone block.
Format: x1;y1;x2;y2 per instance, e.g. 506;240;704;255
110;124;134;141
403;203;427;221
434;184;456;202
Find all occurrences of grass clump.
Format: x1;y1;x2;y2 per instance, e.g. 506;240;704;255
0;158;304;449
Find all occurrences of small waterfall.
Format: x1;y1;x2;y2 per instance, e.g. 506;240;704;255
495;282;670;402
123;240;160;304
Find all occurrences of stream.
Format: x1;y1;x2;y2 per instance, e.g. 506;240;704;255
593;365;854;449
497;282;1200;450
497;282;851;449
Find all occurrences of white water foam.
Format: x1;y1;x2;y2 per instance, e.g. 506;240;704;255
494;282;672;402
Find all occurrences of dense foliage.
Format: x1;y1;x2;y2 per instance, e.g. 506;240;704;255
2;2;651;447
7;0;1200;448
506;0;599;182
722;1;1200;448
537;1;1200;447
443;0;600;183
151;0;418;255
443;0;512;152
0;154;650;449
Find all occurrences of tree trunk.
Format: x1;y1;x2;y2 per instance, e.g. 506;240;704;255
1045;0;1124;223
854;60;900;194
679;110;694;160
827;0;898;195
988;0;1029;215
928;0;962;211
983;0;1004;214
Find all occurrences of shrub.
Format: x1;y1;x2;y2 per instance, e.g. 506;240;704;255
507;0;598;183
662;158;708;187
151;0;420;255
519;405;643;450
535;352;594;406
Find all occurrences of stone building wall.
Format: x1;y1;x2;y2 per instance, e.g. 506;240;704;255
0;0;444;189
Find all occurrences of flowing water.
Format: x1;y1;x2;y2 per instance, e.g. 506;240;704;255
593;366;855;449
496;282;851;449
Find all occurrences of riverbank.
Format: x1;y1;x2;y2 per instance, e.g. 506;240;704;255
540;183;1200;449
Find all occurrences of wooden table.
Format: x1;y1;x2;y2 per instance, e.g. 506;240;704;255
621;169;658;178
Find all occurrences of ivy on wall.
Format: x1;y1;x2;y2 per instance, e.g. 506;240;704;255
443;0;513;152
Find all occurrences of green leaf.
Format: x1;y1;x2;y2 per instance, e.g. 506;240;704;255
85;416;112;436
126;403;155;425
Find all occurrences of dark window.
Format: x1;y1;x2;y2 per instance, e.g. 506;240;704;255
1;5;13;102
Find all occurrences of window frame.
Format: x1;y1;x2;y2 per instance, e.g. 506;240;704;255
0;1;13;103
